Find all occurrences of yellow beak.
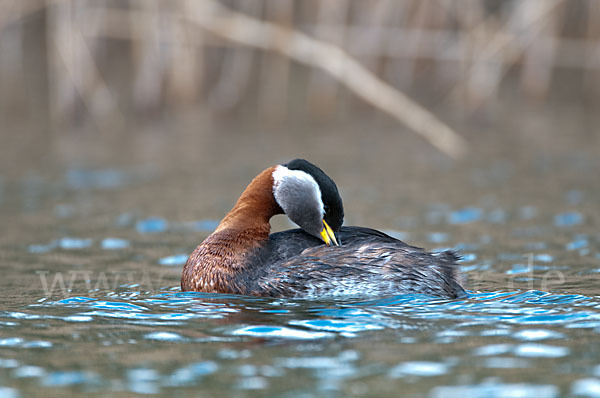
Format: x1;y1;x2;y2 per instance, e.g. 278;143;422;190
319;219;339;246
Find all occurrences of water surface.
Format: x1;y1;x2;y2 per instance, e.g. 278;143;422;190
1;115;599;397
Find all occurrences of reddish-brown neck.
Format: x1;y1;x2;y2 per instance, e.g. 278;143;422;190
215;166;283;238
181;166;285;293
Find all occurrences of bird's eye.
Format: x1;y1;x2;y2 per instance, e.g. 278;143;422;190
324;205;330;213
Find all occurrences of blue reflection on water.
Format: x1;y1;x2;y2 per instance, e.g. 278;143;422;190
388;361;449;377
430;382;559;398
164;361;218;386
28;237;93;253
58;237;93;250
127;368;159;394
567;236;589;251
554;212;584;226
158;254;188;266
144;332;185;341
136;218;168;234
18;289;598;340
43;371;99;387
534;253;554;262
101;238;130;250
0;287;598;394
571;378;600;397
448;207;483;224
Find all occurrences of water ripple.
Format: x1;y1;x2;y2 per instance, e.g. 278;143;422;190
290;318;385;335
388;361;449;377
513;343;569;358
42;371;100;387
572;378;600;398
1;284;600;397
231;325;334;340
555;212;584;226
5;289;599;348
144;332;185;342
430;382;559;398
158;254;189;266
512;329;565;341
136;218;168;234
164;361;218;386
101;238;130;250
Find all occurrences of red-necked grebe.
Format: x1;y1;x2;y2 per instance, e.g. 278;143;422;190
181;159;465;298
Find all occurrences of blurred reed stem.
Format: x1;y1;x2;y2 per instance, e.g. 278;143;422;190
1;0;599;150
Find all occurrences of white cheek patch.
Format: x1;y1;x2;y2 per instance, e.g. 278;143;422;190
272;165;324;218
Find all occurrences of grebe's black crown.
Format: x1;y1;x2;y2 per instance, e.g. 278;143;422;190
284;159;344;232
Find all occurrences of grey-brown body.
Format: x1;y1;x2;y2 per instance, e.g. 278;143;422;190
253;227;466;298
